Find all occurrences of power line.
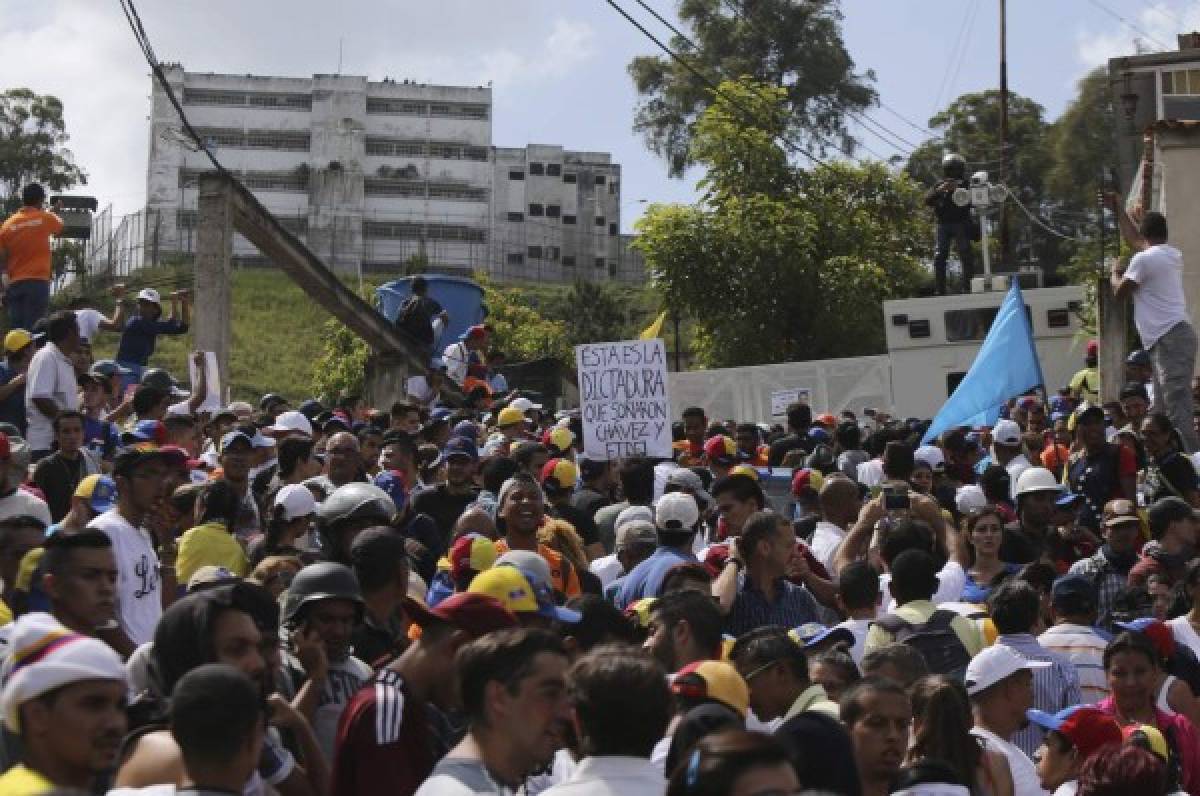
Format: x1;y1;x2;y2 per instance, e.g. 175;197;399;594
1002;186;1088;242
934;0;979;115
602;0;827;166
1086;0;1172;50
878;102;935;138
1138;0;1186;28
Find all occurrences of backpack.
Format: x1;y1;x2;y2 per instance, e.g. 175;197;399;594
873;609;972;680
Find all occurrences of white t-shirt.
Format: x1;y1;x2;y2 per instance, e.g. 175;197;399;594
280;652;372;764
0;488;52;527
856;458;884;487
1124;244;1190;349
880;560;967;612
810;520;847;577
25;342;79;451
88;509;161;646
405;375;437;407
589;553;622;589
75;307;104;343
971;726;1047;796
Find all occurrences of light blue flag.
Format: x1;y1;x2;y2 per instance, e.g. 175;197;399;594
921;282;1046;444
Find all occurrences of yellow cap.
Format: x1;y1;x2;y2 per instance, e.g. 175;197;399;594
15;548;44;592
730;464;760;481
3;330;32;354
672;660;750;718
546;426;574;452
468;566;539;614
497;406;526;427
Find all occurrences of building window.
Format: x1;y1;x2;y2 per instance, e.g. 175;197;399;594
509;170;525;181
529;203;544;217
594;257;606;268
595;216;606;227
185;89;312;110
546;205;561;218
563;173;577;184
507;252;525;265
546;246;560;262
529;162;544;176
609;181;617;195
366;99;427;115
507;211;524;222
608;222;618;235
562;215;577;225
546;163;562;177
1162;69;1200;95
595;175;607;185
563;255;576;267
528;245;543;259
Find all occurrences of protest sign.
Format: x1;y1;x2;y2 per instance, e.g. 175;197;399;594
576;338;672;460
770;388;810;417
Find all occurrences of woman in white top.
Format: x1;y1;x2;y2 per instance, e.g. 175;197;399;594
1167;561;1200;659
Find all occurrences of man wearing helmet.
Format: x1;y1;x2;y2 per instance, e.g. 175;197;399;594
278;561;373;764
315;482;396;565
925;153;976;296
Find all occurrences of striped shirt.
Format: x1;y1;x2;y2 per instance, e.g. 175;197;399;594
725;576;820;637
1038;623;1112;705
996;634;1084;759
1067;550;1133;631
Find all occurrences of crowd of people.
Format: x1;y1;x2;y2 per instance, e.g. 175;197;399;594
2;180;1200;796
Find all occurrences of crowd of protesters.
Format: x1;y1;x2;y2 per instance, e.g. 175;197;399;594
1;181;1200;795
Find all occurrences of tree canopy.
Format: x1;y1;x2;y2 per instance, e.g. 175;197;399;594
628;0;876;176
0;88;86;210
636;78;929;368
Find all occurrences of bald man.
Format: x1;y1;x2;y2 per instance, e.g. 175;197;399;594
812;475;863;577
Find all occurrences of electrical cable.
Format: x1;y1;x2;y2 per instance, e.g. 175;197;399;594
1002;186;1088;242
1086;0;1172;50
934;0;979;116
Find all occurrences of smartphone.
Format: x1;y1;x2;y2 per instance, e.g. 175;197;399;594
883;491;911;511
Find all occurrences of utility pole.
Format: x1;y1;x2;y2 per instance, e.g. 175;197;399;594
998;0;1011;272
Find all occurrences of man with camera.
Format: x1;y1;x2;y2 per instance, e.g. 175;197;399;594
925;154;976;296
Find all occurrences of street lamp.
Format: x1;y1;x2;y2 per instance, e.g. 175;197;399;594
952;171;1007;280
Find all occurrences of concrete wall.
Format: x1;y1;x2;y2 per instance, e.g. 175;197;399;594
1159;127;1200;344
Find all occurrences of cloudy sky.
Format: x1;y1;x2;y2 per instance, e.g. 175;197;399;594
3;0;1199;228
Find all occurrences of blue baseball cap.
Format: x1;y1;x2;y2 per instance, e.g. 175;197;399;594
806;427;831;444
429;407;453;424
452;420;480;442
372;470;408;513
1055;489;1083;508
126;419;164;445
76;474;117;516
90;360;132;378
517;567;582;624
219;430;255;453
444;436;478;462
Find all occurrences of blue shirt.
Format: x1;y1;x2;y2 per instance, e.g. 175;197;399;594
615;545;697;608
82;415;119;460
0;362;25;435
115;316;188;366
725;576;821;637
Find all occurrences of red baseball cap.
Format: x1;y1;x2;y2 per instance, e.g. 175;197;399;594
404;592;517;638
1086;339;1098;356
1027;706;1123;759
703;435;737;466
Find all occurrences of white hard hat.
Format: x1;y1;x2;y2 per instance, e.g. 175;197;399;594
1014;467;1059;498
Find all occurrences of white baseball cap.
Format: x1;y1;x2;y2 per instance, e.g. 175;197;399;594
510;397;543;412
914;445;945;473
137;288;161;305
274;483;317;521
992;419;1022;447
955;485;988;515
964;645;1050;696
268;410;313;438
656;491;700;532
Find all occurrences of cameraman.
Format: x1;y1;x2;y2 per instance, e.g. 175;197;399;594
925;154;976;295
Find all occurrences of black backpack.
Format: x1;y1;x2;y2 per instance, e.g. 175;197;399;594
873;609;972;680
395;295;434;344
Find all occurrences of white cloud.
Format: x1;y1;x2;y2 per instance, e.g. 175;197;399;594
475;18;597;87
1076;2;1200;68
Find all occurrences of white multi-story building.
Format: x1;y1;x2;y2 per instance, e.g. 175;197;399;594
145;66;642;282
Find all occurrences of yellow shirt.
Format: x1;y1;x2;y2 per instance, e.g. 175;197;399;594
863;599;984;658
176;521;249;584
1069;366;1099;404
0;764;54;796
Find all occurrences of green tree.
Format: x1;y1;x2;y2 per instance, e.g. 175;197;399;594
1045;67;1117;214
550;280;629;347
628;0;875;176
636;78;929;368
310;316;368;402
476;273;572;365
0;89;86;209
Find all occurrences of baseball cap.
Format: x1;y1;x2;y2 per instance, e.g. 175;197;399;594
480;433;508;458
127;419;166;445
461;324;488;341
273;483;317;522
187;565;238;592
268;411;313;437
452;420;480;442
1086;339;1099;356
404;591;518;637
1055;489;1083;508
1114;617;1176;659
1102;499;1140;527
671;660;749;718
74;474;117;515
1027;705;1123;760
991;419;1021;446
1123;723;1170;761
219;430;255;453
790;467;824;497
3;330;31;354
729;464;759;481
615;505;654;533
806;427;831;444
964;645;1050;696
1126;349;1152;367
372;470;408;513
1051;574;1097;607
615;519;657;551
112;444;171;477
703;435;737;466
259;393;288;411
496;406;525;428
90;359;132;378
494;550;553;587
540;458;578;491
665;467;712;505
815;413;837;428
449;533;498;580
914;445;946;473
468;565;581;623
656;492;700;532
542;426;574;454
578;455;607;480
444;436;478;462
137;288;162;305
297;399;324;420
510;396;542;412
0;613;127;732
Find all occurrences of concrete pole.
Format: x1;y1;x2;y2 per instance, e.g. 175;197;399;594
194;174;234;400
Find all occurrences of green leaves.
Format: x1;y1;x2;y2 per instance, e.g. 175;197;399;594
0;88;86;210
636;78;929;369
